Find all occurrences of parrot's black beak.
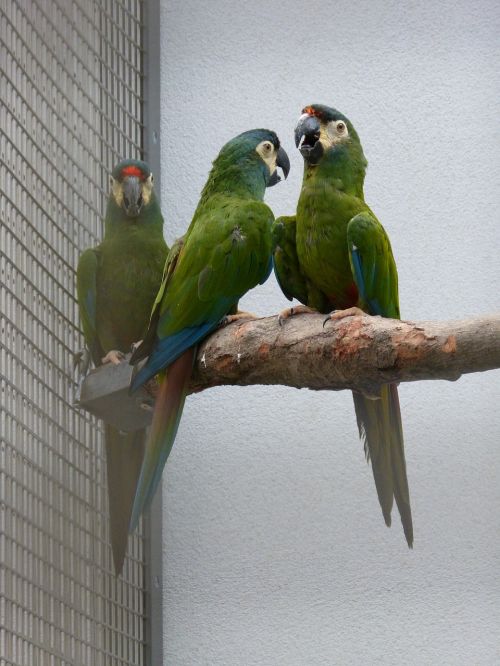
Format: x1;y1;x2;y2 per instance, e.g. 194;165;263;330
268;146;291;187
122;176;144;217
295;114;323;165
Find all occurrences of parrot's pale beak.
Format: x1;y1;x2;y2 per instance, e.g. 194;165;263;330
295;114;323;165
122;176;144;217
268;145;291;187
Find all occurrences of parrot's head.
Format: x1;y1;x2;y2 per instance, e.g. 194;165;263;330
215;129;290;190
109;159;155;218
294;104;366;172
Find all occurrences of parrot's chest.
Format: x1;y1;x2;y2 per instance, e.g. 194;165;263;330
97;236;166;347
296;189;363;308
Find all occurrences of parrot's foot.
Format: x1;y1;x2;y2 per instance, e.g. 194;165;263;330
322;307;366;328
130;340;143;353
102;349;126;365
278;305;316;326
220;311;256;327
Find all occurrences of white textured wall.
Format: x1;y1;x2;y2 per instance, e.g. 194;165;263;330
159;1;500;663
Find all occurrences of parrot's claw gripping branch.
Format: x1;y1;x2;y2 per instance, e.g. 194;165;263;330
219;311;257;327
102;349;126;365
278;304;316;326
323;307;368;328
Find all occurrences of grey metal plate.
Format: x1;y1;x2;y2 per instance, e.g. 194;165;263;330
76;358;155;432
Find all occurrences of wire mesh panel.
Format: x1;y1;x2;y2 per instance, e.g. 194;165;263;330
0;1;147;664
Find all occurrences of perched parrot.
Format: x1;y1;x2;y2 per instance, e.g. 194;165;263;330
129;129;290;528
273;105;413;546
76;159;169;573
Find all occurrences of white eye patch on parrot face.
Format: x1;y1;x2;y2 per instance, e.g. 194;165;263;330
256;140;278;172
323;119;349;147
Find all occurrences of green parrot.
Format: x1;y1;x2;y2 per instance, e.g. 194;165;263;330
129;129;290;528
76;159;169;573
273;105;413;546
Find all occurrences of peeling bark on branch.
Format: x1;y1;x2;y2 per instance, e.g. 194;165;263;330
188;313;500;395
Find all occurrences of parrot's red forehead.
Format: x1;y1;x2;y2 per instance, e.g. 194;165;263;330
121;165;145;179
303;106;324;119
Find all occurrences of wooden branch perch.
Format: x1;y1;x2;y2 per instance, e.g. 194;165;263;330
76;313;499;429
188;313;500;395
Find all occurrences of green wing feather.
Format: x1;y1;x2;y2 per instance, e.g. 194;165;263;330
156;234;186;309
272;216;309;305
131;234;185;365
347;212;400;318
157;198;273;339
76;248;103;364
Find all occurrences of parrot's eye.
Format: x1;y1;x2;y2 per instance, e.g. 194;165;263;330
326;119;349;144
150;174;154;184
257;140;276;162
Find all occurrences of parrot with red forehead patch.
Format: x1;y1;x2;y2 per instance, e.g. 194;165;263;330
272;104;413;546
77;158;169;573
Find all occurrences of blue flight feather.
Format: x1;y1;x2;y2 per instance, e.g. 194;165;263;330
351;246;383;316
131;321;216;392
351;247;366;300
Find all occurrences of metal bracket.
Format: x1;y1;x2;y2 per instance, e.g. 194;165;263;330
74;355;155;432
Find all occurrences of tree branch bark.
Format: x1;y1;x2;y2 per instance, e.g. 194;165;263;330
188;313;500;395
76;313;500;429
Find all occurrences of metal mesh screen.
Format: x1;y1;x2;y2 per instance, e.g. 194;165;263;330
0;1;147;663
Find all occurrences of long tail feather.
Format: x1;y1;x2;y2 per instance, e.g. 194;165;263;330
352;384;413;547
129;348;195;531
104;425;146;575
